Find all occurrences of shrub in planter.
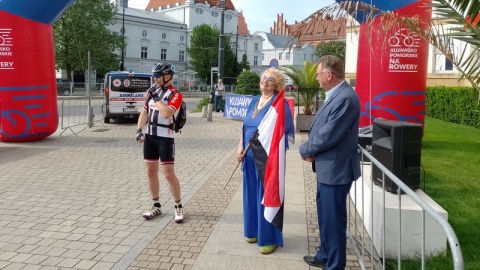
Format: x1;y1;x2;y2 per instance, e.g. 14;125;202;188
280;61;321;115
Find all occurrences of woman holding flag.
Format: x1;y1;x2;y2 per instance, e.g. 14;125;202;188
236;68;294;254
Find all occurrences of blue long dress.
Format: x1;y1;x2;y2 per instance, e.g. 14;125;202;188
241;93;294;247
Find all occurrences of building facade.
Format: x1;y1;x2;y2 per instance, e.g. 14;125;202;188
106;0;352;86
254;32;319;70
270;13;347;47
107;0;270;86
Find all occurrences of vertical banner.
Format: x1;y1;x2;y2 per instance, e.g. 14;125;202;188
353;0;431;127
0;0;75;142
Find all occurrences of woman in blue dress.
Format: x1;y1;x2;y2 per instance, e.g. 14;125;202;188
236;68;294;254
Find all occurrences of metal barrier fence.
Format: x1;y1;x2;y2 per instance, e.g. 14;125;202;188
348;146;464;270
59;96;104;136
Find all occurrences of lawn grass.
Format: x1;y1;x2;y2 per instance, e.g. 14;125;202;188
391;116;480;269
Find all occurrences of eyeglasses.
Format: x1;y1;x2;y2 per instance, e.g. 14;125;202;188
316;71;332;76
260;75;275;82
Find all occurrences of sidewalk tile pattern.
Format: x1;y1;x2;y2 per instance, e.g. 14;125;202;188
0;103;364;270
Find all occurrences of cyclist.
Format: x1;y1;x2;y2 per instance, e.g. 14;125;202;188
135;62;184;223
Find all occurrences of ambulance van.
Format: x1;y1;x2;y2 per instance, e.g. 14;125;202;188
102;71;153;123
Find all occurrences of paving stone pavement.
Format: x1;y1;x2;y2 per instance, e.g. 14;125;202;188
0;102;367;270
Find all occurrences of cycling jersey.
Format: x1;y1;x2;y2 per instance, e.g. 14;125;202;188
144;85;183;138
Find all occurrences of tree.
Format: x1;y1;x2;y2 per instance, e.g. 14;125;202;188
223;35;238;81
236;70;260;95
239;53;250;71
187;24;237;84
316;41;346;61
53;0;123;79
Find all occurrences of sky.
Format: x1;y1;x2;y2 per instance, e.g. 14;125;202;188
127;0;336;33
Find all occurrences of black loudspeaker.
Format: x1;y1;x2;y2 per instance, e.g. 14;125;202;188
371;119;423;194
358;125;373;162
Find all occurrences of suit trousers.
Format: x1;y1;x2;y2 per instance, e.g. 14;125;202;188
315;182;352;270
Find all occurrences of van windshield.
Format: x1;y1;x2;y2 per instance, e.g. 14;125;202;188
110;76;151;93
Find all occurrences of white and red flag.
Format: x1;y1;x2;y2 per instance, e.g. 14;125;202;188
249;90;294;231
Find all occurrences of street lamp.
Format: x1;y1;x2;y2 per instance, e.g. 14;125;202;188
120;5;125;71
234;24;238;76
217;0;225;81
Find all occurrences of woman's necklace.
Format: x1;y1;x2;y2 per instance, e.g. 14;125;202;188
252;94;274;119
257;94;273;109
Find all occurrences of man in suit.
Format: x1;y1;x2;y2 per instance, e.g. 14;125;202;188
299;55;361;269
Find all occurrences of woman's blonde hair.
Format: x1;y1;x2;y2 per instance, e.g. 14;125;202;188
262;68;285;93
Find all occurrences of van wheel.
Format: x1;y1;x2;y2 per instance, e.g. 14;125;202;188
104;117;110;123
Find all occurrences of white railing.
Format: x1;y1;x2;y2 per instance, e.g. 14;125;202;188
349;146;464;270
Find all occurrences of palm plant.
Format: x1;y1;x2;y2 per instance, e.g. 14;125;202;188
280;61;320;115
289;0;480;102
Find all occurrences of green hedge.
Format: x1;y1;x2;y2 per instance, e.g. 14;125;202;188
426;86;480;129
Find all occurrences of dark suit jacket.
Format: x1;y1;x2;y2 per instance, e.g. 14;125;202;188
299;81;361;185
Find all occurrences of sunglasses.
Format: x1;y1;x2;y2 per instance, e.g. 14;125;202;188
153;73;163;78
260;75;274;82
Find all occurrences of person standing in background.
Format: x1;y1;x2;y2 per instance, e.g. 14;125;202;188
214;79;224;112
300;55;360;269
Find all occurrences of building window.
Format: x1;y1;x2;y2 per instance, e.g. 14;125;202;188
232;42;237;50
142;30;147;37
254;43;259;50
195;8;203;14
179;50;185;62
141;47;148;59
161;48;167;60
434;52;454;71
211;11;219;17
434;37;454;72
262;53;264;60
162;33;166;39
279;53;282;60
180;35;184;42
331;31;337;36
317;32;324;36
254;56;258;66
226;14;232;20
286;52;290;60
305;33;311;37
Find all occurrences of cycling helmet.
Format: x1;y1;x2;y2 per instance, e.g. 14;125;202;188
152;63;175;75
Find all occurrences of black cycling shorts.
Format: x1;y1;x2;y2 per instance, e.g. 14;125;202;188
143;134;175;164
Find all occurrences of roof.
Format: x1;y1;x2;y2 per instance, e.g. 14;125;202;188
106;71;152;77
121;7;184;24
146;0;236;11
237;11;249;36
264;33;298;49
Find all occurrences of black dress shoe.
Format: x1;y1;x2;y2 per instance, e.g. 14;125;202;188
303;255;326;269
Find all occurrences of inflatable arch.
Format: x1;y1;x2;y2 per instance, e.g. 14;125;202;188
0;0;75;142
337;0;431;127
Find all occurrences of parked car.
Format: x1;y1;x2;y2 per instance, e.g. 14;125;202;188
56;78;73;96
285;84;297;91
